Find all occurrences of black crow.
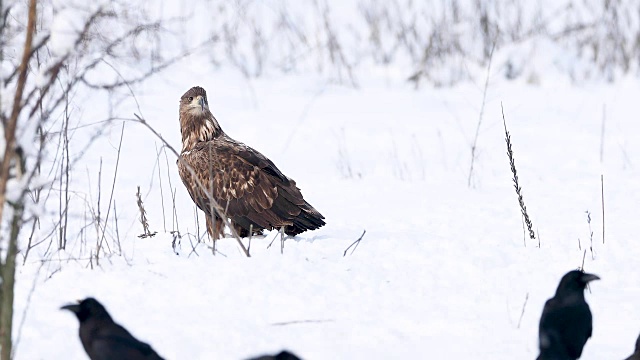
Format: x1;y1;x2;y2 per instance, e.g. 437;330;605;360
61;297;164;360
247;350;302;360
537;270;600;360
624;332;640;360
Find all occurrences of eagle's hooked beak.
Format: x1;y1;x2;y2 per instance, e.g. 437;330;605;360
198;96;205;112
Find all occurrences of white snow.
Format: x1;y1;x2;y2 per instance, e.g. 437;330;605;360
10;64;640;359
6;1;640;360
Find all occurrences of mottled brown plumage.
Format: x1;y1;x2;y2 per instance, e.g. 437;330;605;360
177;86;325;239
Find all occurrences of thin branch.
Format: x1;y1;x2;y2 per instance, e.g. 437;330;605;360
271;319;334;326
97;122;126;252
343;230;366;257
468;41;496;187
601;174;605;244
516;292;529;329
0;0;36;229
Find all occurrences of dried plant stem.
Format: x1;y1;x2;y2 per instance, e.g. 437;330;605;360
468;41;496;187
155;144;167;233
517;292;529;329
601;174;605;244
501;103;535;240
600;104;606;163
280;226;285;254
136;186;156;238
586;211;594;260
343;230;366;256
97;122;125;250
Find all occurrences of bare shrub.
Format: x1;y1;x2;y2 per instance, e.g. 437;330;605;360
0;0;214;356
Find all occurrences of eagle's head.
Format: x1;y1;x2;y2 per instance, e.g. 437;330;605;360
179;86;223;153
180;86;209;115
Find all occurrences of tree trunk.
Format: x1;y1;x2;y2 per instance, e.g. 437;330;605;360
0;204;22;360
0;0;36;358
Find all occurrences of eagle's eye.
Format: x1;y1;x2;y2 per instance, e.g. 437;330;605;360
188;96;194;102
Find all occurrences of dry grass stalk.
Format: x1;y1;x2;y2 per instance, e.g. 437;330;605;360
136;186;156;239
501;103;535;240
601;174;605;244
343;229;366;256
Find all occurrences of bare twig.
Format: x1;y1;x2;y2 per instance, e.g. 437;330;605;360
155;144;167;233
97;122;125;249
601;174;605;244
343;230;366;257
0;0;36;229
280;226;285;254
517;292;529;329
586;211;594;260
600;104;606;163
0;2;37;356
162;148;178;233
113;200;121;255
93;159;103;264
271;319;334;326
468;41;496;188
136;186;156;238
267;230;279;249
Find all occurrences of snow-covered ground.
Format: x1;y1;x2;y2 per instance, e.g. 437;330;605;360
10;46;640;359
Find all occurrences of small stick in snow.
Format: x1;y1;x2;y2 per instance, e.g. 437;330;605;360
600;104;606;163
586;211;594;260
267;228;284;250
601;174;605;244
343;230;366;257
271;319;334;326
468;41;496;188
267;226;286;253
187;234;199;258
280;226;285;254
247;224;253;254
517;292;529;329
537;227;541;248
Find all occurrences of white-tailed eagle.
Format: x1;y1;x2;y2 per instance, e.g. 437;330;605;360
177;86;325;239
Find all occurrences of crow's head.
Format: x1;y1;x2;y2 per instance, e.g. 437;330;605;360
61;297;112;323
555;270;600;296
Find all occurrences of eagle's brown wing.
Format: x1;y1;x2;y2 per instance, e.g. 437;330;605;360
177;137;324;236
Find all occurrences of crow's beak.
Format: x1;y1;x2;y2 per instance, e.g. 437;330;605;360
60;303;81;313
582;273;600;283
198;96;205;112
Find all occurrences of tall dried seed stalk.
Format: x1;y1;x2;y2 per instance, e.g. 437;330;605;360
501;104;535;240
